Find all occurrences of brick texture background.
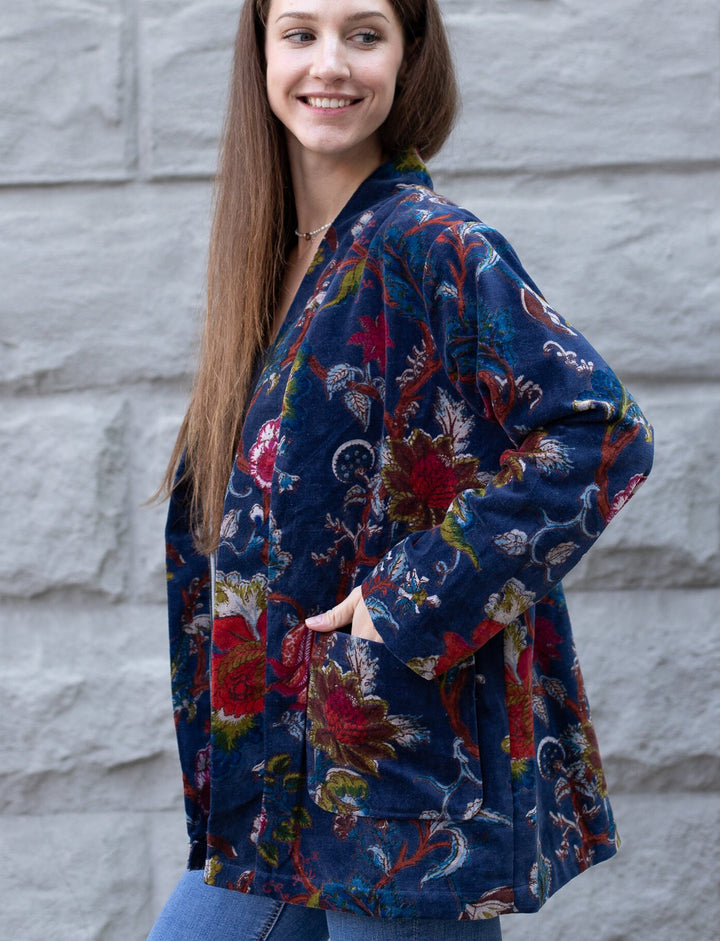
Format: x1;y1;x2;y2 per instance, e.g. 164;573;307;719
1;1;718;938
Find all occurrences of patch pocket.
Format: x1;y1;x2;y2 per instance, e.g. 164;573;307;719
306;631;484;819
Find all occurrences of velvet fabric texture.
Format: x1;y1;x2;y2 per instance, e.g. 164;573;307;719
165;154;654;920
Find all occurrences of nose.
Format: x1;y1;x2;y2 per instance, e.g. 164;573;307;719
309;37;351;82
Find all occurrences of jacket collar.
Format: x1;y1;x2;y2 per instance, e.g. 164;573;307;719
330;150;433;241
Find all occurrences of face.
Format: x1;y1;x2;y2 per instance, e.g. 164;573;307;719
264;0;406;166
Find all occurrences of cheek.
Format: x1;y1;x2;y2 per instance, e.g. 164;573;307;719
265;61;287;118
383;51;405;101
377;63;403;113
361;60;400;103
265;42;294;101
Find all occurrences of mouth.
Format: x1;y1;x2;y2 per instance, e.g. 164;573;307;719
301;96;361;110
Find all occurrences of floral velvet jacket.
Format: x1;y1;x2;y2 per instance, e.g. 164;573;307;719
166;154;654;920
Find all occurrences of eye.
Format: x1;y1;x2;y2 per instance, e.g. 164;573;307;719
284;29;316;44
351;30;382;46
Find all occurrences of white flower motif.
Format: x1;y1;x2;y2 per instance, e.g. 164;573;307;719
485;578;536;625
493;529;528;557
183;614;211;637
351;210;374;238
214;572;268;627
544;541;578;567
219;510;239;541
534;437;572;477
407;654;440;680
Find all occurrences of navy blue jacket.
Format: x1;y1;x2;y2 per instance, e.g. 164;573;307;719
166;154;653;919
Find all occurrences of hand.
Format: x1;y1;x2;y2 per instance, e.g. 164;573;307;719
305;586;384;643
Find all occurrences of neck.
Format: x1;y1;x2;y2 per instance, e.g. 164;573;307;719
287;138;385;240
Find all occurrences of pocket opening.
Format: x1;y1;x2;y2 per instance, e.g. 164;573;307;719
305;631;485;820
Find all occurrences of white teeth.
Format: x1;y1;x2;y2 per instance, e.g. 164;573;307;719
306;97;353;109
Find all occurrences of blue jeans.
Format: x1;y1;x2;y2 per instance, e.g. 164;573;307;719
147;870;503;941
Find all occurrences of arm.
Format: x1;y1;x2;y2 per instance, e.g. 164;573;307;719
356;221;653;679
165;467;212;865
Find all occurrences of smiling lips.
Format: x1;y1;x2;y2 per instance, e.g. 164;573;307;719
303;96;359;109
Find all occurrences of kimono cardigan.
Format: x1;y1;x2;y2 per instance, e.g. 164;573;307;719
166;153;654;921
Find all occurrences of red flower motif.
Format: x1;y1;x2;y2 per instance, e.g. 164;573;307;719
505;679;535;762
534;614;564;676
606;473;647;522
307;660;399;775
193;744;211;815
434;630;476;676
383;430;480;529
248;417;281;491
212;612;267;718
267;622;312;706
471;618;505;650
348;312;394;371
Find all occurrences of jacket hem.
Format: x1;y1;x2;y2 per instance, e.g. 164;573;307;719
195;840;618;918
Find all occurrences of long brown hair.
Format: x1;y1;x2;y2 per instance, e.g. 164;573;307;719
161;0;458;553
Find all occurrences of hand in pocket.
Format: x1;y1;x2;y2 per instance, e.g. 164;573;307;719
305;586;384;644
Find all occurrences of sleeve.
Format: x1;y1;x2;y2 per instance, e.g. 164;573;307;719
165;466;212;867
361;221;654;679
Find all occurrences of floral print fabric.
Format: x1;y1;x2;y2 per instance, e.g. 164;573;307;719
165;154;653;918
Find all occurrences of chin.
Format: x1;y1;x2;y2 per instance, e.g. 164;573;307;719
293;135;384;164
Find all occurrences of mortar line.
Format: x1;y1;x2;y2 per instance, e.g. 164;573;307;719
1;158;719;193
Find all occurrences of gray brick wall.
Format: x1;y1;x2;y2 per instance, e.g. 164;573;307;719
1;1;718;938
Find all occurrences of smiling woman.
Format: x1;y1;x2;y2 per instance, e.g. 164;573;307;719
265;2;406;170
148;1;654;939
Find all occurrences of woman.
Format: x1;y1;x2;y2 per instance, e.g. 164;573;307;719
150;0;654;938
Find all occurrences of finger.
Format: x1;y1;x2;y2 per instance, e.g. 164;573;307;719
351;598;384;643
305;587;362;632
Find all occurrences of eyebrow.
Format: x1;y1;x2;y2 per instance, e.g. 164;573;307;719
275;11;391;24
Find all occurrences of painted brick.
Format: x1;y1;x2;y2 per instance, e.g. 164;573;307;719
0;676;181;817
566;388;720;590
142;0;238;177
0;0;133;183
0;602;182;814
0;398;128;598
440;0;720;173
500;793;720;941
0;184;209;392
566;589;720;792
139;1;720;179
128;396;187;603
0;813;155;940
0;602;169;676
147;811;192;923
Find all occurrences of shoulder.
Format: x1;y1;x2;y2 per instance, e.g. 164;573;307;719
376;182;480;245
369;183;538;297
